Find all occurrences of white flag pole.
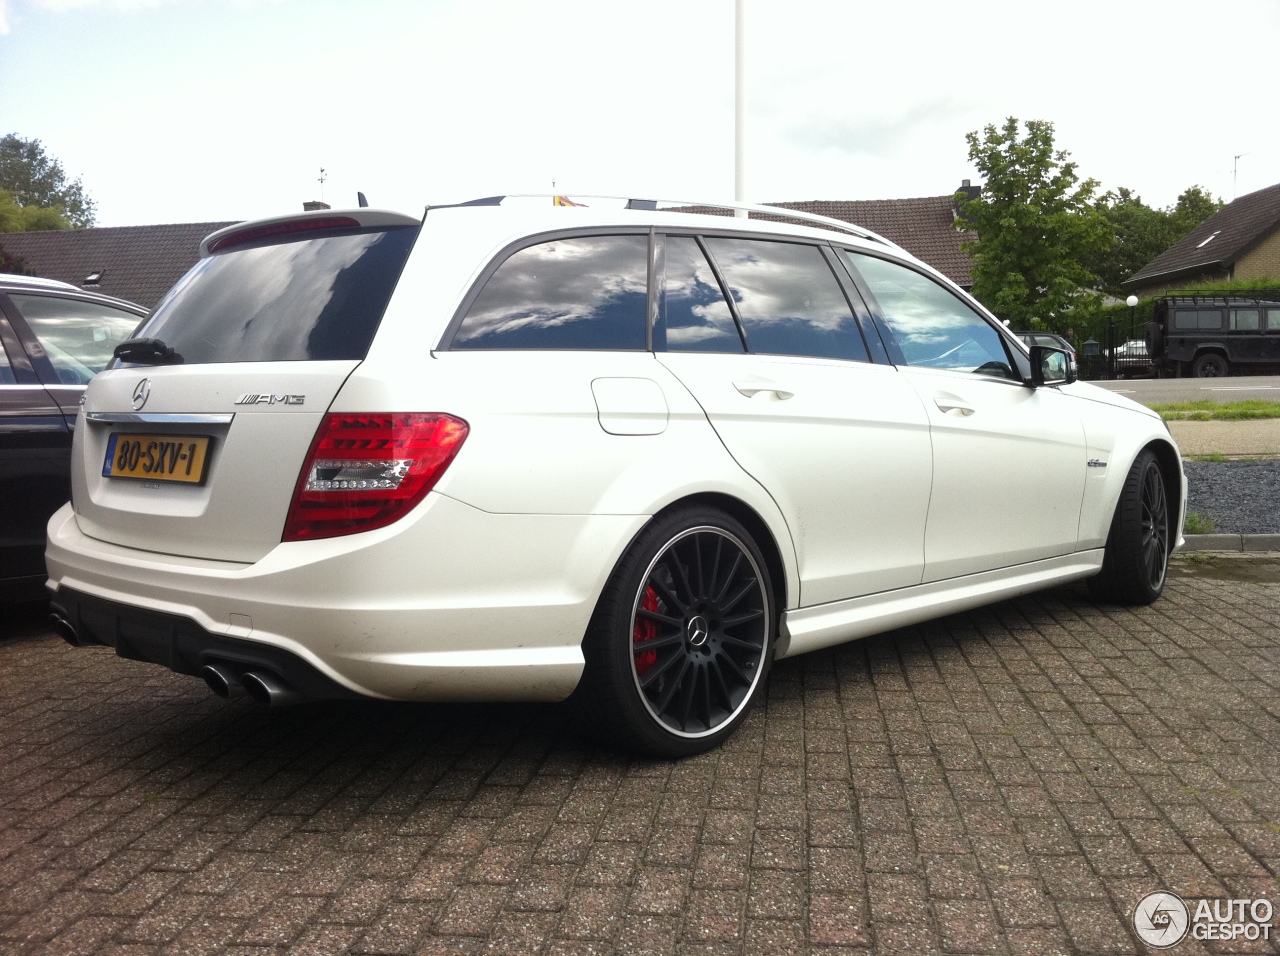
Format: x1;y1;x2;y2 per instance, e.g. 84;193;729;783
735;0;748;218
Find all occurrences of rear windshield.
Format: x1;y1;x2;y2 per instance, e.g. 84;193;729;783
123;226;418;364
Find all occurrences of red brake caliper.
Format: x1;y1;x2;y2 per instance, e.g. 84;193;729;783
634;585;659;675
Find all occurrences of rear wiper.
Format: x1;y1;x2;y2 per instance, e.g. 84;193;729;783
113;337;184;366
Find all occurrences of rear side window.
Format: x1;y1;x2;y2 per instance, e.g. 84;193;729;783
1173;310;1223;330
452;235;648;350
128;227;418;364
702;238;868;361
10;294;143;382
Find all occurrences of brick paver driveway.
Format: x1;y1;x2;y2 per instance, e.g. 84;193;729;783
2;557;1279;955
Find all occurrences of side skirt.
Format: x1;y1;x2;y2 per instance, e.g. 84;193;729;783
778;550;1104;659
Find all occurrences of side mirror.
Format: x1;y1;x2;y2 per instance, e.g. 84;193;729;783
1030;346;1075;387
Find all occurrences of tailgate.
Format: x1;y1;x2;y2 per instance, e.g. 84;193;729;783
73;363;357;562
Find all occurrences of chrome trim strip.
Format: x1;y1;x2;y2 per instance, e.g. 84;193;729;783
85;412;235;424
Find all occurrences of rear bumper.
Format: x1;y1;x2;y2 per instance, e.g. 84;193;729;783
45;494;647;702
49;586;360;701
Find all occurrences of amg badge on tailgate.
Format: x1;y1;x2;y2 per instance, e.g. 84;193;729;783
234;394;306;406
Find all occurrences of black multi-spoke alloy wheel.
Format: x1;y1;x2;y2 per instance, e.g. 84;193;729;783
578;507;776;757
1088;449;1172;606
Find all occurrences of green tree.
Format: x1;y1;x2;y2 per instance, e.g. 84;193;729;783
1088;188;1172;294
0;187;70;232
1168;185;1223;238
0;133;96;228
1086;185;1225;294
958;117;1111;329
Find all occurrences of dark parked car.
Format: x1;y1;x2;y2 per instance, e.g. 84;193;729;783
1;274;146;601
1015;331;1076;359
1148;295;1280;377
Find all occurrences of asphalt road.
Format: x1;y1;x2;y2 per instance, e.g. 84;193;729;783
1089;374;1280;406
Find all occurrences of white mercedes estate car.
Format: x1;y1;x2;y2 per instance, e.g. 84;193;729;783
45;197;1184;756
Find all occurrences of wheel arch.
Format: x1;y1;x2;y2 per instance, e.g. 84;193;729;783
1145;438;1186;547
647;492;791;621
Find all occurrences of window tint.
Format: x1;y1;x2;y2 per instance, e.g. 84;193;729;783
130;227;417;365
1174;309;1223;330
702;238;867;361
1229;309;1260;331
661;237;741;352
1268;309;1280;332
842;251;1013;377
453;235;648;350
11;294;143;384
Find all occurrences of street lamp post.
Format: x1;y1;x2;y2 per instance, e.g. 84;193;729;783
1122;295;1139;381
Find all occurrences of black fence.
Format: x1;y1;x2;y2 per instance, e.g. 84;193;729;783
1078;316;1151;381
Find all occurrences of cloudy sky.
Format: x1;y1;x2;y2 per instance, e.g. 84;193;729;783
2;0;1278;228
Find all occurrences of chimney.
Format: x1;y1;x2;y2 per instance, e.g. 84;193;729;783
954;179;982;226
303;200;331;212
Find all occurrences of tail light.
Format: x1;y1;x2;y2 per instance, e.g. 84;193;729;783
283;413;468;542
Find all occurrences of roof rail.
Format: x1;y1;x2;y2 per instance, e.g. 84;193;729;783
0;272;80;291
428;194;903;251
1159;290;1280;305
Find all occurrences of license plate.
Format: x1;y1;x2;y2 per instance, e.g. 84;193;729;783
103;433;212;484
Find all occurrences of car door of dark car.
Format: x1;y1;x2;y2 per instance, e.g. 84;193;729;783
0;305;71;601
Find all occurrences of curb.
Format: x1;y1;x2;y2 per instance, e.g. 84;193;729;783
1181;534;1280;553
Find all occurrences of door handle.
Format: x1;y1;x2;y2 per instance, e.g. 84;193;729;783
934;398;975;416
733;381;794;400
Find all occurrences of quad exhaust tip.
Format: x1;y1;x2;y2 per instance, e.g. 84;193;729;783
49;614;80;647
201;663;247;700
202;664;301;707
202;660;302;706
240;671;302;708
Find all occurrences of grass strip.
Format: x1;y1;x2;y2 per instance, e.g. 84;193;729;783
1150;400;1280;421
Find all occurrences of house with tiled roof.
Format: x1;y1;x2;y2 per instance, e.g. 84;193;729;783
1124;182;1280;297
0;221;235;308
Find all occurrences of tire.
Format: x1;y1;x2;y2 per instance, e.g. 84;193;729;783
576;506;776;757
1192;352;1229;378
1088;449;1172;606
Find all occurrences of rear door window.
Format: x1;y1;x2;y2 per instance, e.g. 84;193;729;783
1229;309;1260;331
452;235;648;350
659;236;742;352
126;226;418;365
0;336;13;385
701;237;868;361
10;294;143;383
